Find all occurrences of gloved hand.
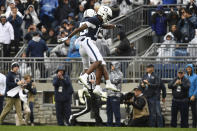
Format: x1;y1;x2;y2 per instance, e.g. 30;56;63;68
57;37;68;43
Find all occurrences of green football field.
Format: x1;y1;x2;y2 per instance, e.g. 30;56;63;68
0;126;196;131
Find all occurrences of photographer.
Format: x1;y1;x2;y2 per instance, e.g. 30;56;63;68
127;86;149;127
53;66;73;126
23;75;36;126
168;68;190;128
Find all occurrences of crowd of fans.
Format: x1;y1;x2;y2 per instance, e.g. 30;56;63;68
0;0;195;59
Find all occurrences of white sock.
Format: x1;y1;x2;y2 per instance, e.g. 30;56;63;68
106;80;111;85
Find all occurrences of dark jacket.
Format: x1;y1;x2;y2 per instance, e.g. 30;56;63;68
151;12;167;36
53;75;73;102
186;2;197;16
141;72;160;98
131;94;149;119
116;32;132;56
23;14;33;29
168;76;190;99
167;11;179;27
177;15;197;42
54;3;72;23
6;71;21;98
24;81;37;95
156;79;166;100
162;0;177;4
26;39;48;57
7;15;23;41
172;29;182;42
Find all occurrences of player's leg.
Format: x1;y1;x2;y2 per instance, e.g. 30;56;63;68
79;38;102;88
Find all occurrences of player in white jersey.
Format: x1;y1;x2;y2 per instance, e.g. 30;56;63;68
61;6;122;95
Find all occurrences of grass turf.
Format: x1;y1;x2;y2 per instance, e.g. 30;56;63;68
0;126;196;131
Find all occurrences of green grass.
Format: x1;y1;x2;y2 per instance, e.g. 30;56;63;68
0;126;196;131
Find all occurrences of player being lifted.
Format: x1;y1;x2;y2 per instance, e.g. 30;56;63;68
61;6;122;95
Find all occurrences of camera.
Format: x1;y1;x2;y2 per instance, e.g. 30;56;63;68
121;92;135;104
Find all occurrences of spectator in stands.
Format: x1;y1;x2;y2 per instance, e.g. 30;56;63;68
61;19;70;33
26;32;48;56
185;64;197;128
68;12;75;22
23;74;37;126
76;3;85;22
107;61;123;127
167;8;179;29
186;0;197;16
25;0;39;14
40;25;48;41
5;1;23;18
128;86;149;127
23;6;33;30
46;28;57;44
7;7;23;55
50;39;70;57
26;5;40;26
157;32;176;59
0;14;14;57
114;31;132;56
162;0;177;4
0;0;6;7
67;20;75;34
130;43;136;56
39;0;58;28
177;8;197;43
95;32;110;57
69;0;79;15
84;0;95;10
68;35;80;58
0;73;6;115
170;24;182;42
24;24;39;42
54;0;73;25
26;32;48;79
118;0;132;16
151;5;167;43
0;5;6;14
53;66;73;126
0;62;25;125
15;0;25;15
188;29;197;57
140;64;161;127
168;68;190;128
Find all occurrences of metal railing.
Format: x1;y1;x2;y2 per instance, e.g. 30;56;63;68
142;43;197;57
0;56;196;81
107;4;185;40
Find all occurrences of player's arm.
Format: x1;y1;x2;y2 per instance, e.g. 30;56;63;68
102;24;123;29
68;24;88;39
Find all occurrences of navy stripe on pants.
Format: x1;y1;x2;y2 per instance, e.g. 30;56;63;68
87;39;98;61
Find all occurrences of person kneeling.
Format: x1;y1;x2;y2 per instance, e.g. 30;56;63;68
128;86;149;127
